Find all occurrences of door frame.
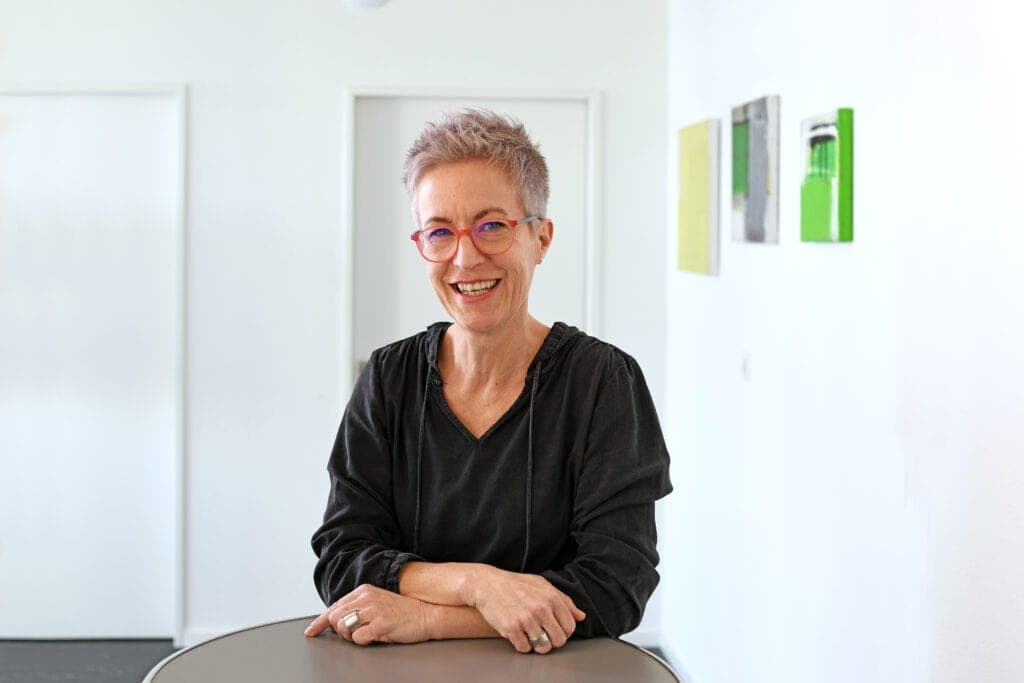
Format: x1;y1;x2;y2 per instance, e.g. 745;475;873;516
339;86;603;394
0;83;188;645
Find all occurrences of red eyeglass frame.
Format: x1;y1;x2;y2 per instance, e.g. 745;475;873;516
409;216;542;263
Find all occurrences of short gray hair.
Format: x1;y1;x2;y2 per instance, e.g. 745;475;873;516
403;109;550;223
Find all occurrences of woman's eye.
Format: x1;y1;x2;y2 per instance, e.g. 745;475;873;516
477;221;507;233
425;227;453;240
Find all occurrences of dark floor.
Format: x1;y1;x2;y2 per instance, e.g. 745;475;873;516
0;640;178;683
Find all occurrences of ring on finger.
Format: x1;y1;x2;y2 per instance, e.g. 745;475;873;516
528;630;550;649
342;610;362;632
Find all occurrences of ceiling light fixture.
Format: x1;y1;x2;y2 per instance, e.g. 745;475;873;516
346;0;390;8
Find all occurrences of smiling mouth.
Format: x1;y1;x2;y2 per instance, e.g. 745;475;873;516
452;279;499;296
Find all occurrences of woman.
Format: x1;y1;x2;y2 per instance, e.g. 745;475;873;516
305;110;671;654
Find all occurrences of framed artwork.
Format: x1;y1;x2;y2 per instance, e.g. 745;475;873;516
731;95;780;243
677;118;720;275
800;108;854;242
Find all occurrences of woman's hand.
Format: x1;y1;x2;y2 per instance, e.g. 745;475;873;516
465;566;586;654
304;584;434;645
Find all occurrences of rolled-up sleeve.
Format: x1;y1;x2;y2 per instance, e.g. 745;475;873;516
542;355;672;637
311;352;421;604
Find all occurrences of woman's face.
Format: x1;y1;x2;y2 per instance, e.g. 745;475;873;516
414;159;552;335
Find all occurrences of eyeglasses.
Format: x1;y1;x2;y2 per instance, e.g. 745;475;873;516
409;216;541;263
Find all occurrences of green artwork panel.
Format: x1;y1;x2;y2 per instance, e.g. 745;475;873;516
800;108;854;242
732;121;748;197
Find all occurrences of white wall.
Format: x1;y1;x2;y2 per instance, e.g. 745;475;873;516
0;0;667;645
662;1;1024;682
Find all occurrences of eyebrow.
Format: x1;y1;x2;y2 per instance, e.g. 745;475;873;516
424;207;509;225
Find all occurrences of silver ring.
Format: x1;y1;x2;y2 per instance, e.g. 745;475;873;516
342;610;361;632
528;630;550;649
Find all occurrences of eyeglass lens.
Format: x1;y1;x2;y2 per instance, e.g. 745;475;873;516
420;220;514;260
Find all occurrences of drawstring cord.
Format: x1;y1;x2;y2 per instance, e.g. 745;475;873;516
412;367;431;555
518;360;542;572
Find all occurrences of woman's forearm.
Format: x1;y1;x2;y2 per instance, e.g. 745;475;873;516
398;560;487;606
401;561;587;653
423;602;498;640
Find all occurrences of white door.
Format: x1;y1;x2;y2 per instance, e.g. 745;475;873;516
0;90;182;637
350;94;595;378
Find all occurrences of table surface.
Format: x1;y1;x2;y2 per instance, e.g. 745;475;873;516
146;616;680;682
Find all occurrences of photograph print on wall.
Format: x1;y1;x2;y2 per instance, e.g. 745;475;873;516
677;118;720;275
800;108;854;242
731;95;780;243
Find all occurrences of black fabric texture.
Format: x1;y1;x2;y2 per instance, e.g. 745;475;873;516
311;322;672;638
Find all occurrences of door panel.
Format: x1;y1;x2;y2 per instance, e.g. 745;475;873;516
0;91;181;637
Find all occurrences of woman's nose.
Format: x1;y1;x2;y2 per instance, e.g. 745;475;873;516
451;233;485;269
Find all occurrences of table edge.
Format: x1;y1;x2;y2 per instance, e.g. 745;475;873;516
143;615;319;682
143;615;680;682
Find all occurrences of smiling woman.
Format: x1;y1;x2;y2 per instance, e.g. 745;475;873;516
414;159;550;338
308;110;672;654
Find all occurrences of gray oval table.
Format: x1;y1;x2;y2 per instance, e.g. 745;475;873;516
145;616;680;682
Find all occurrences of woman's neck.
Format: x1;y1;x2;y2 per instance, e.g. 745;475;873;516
440;316;549;392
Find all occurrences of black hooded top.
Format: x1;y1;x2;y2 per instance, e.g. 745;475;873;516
311;322;672;637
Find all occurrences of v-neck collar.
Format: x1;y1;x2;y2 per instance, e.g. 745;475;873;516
424;321;573;444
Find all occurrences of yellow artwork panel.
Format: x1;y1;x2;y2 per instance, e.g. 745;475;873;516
677;119;720;275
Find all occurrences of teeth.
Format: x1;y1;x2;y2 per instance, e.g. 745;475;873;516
456;279;498;296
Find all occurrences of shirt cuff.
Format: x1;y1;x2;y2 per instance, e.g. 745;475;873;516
384;551;422;593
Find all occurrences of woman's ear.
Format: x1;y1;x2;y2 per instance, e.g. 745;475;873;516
536;219;554;263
